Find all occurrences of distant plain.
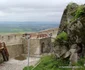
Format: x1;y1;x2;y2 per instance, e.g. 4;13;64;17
0;22;59;34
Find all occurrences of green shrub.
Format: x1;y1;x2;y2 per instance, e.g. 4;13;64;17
75;5;85;19
56;31;68;41
70;5;85;23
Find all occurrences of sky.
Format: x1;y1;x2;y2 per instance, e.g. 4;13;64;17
0;0;85;22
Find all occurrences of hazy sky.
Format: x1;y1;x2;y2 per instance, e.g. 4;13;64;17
0;0;84;22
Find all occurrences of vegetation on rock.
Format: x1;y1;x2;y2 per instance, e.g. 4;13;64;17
53;2;85;70
75;5;85;19
70;5;85;23
56;31;68;41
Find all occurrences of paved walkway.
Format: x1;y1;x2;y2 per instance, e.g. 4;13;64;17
0;57;40;70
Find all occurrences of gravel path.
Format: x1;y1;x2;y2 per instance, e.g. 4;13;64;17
0;57;40;70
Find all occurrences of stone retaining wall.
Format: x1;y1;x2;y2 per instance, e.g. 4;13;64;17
7;44;23;58
0;28;58;63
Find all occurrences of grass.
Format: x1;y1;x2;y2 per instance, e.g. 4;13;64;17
23;66;33;70
23;55;85;70
23;55;71;70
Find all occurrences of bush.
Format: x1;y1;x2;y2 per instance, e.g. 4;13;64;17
56;31;68;41
75;5;85;19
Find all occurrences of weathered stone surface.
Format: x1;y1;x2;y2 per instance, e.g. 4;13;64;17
7;44;23;58
54;2;85;61
58;3;78;34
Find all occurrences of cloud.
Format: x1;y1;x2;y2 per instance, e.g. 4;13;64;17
0;0;85;22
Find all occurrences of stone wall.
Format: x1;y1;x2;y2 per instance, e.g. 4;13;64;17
30;39;41;55
0;34;23;61
29;37;51;55
40;37;51;53
22;37;28;54
0;28;58;62
0;34;22;45
7;44;23;58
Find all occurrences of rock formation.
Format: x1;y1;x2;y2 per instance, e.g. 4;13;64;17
54;2;85;63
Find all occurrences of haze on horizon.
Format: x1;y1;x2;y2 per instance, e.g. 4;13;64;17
0;0;85;23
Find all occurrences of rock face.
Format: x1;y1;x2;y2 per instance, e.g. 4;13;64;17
54;3;85;58
58;3;78;34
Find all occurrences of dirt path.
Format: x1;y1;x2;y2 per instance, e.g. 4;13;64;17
0;57;40;70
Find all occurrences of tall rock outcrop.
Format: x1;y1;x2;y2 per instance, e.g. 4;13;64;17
54;3;85;58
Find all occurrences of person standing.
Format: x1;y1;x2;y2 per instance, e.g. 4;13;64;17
0;42;9;61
